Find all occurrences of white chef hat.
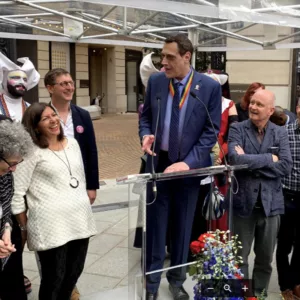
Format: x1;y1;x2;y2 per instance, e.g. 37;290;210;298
140;52;160;88
0;52;40;90
203;70;228;86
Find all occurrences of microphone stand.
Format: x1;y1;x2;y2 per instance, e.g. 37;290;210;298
141;94;161;300
149;94;161;205
190;91;234;235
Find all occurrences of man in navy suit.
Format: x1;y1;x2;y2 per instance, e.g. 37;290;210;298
44;68;99;300
139;34;221;300
228;89;292;297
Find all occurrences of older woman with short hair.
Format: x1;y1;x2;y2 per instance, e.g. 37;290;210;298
0;115;33;300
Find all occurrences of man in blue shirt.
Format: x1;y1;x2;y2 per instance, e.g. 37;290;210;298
139;34;221;300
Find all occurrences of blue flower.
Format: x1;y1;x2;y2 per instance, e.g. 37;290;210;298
211;257;217;264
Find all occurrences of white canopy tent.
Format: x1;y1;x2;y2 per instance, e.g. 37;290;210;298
0;0;300;51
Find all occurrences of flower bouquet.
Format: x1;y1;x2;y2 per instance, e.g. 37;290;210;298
189;230;259;300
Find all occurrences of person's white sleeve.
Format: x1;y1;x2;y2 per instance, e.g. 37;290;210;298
11;148;39;215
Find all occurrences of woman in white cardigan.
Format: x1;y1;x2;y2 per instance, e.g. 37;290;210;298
11;103;97;300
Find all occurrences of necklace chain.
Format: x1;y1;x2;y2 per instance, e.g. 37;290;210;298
50;142;73;177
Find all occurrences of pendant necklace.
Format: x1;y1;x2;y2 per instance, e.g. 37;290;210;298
50;142;79;188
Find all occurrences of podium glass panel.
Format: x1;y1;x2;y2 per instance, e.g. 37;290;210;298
118;165;248;300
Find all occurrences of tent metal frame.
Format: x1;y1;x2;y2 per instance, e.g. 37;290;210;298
0;0;299;52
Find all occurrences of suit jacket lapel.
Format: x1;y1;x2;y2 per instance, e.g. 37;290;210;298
71;105;79;139
245;119;260;153
183;72;201;129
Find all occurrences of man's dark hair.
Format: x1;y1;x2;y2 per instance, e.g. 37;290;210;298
165;34;194;57
22;102;64;149
44;68;70;87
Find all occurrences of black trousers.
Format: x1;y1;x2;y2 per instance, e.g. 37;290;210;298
276;189;300;291
146;151;200;293
37;238;89;300
0;216;27;300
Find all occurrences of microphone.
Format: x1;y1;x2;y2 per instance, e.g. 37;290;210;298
190;90;228;167
191;90;237;234
150;93;161;203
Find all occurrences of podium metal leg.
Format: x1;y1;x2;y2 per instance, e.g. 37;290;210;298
142;189;146;300
227;169;234;238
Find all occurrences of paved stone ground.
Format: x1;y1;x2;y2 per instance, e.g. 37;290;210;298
93;114;142;180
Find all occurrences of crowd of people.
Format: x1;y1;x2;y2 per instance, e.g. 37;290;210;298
0;33;299;300
0;52;99;300
138;35;299;300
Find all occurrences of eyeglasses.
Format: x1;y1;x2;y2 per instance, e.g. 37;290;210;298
0;157;24;170
55;81;75;88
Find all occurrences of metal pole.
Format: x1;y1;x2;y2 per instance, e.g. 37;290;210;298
195;0;215;6
80;32;118;39
227;168;234;238
128;12;159;33
208;20;242;26
123;7;127;30
147;33;166;40
76;7;118;40
14;0;119;33
79;13;164;41
172;13;263;46
0;12;53;18
0;0;67;3
80;6;118;22
0;16;71;37
253;4;300;13
142;190;146;300
269;30;300;45
199;24;256;46
196;26;260;47
188;28;197;68
132;24;199;35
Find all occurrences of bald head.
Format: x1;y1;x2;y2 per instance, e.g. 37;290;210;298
253;89;275;108
249;89;276;129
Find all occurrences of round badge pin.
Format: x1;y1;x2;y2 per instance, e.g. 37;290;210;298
76;125;84;133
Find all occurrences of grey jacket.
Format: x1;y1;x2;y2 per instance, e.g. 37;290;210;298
228;120;292;217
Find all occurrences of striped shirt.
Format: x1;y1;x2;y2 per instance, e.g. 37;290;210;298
282;120;300;192
0;172;13;269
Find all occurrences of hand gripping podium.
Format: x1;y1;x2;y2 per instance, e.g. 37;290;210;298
116;164;247;300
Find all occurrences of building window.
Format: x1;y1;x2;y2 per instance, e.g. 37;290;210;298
51;42;70;71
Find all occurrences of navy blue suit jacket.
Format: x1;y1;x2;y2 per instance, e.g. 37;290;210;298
228;120;292;217
139;71;222;172
71;104;99;190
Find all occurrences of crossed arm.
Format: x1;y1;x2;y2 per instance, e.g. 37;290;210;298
228;124;292;178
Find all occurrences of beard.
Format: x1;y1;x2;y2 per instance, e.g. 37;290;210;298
7;83;27;98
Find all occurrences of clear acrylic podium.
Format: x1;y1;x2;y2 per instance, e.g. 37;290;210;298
116;164;247;300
